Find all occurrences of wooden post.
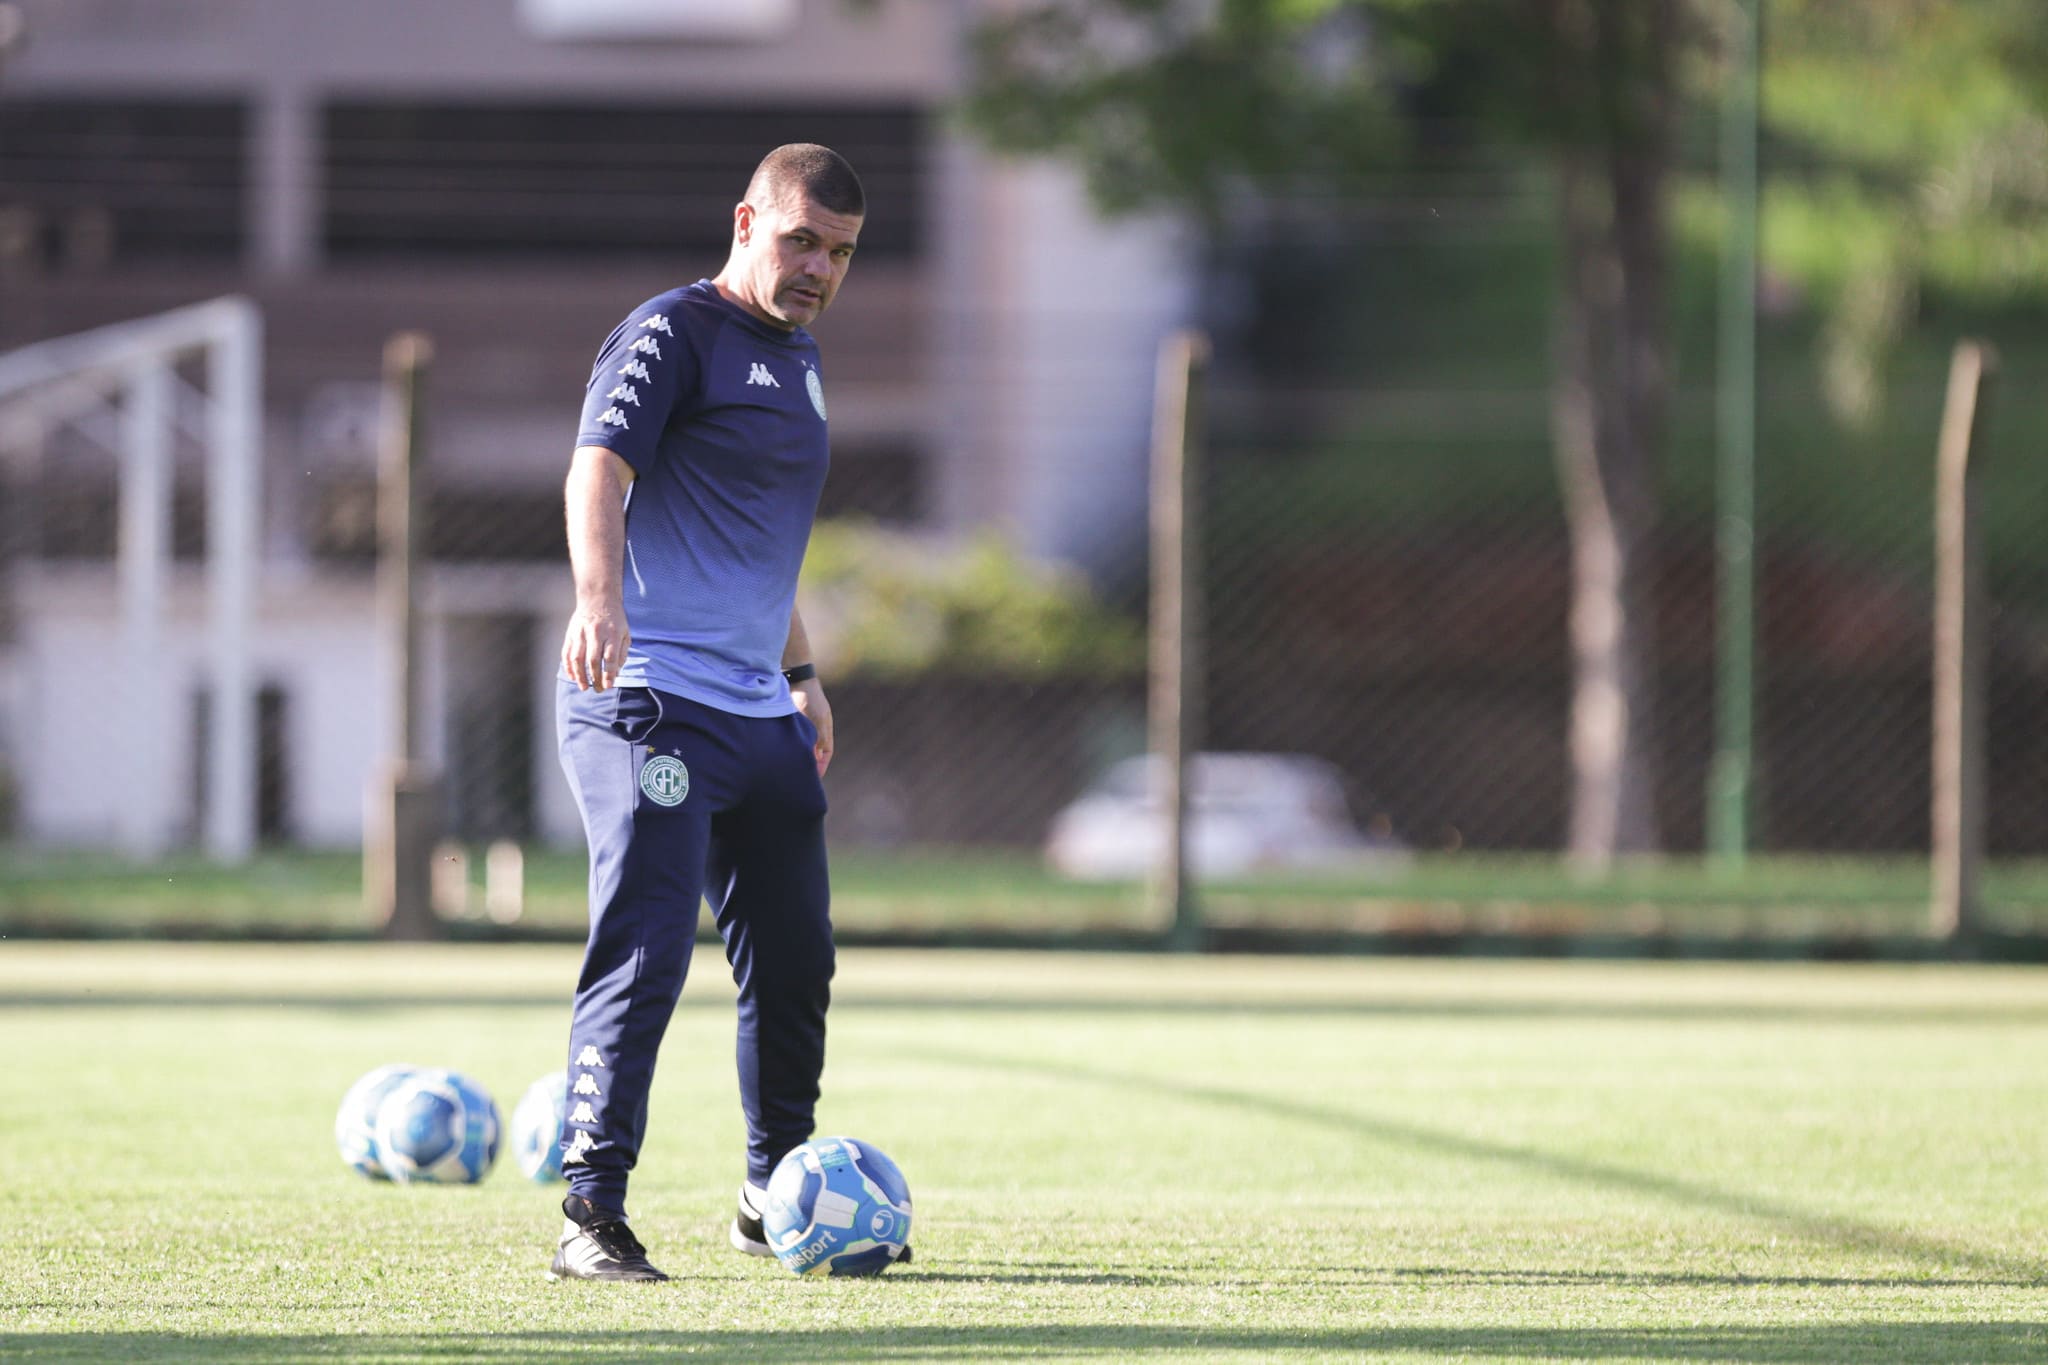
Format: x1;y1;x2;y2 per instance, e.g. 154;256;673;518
1149;331;1209;951
1932;340;1995;942
485;839;526;925
368;332;443;940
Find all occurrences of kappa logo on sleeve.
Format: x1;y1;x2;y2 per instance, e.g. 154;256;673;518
596;407;629;429
606;383;641;406
618;359;651;381
638;314;673;336
629;336;663;359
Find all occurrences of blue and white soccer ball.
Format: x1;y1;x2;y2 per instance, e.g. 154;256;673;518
762;1136;913;1276
335;1063;419;1181
510;1072;569;1183
372;1068;502;1185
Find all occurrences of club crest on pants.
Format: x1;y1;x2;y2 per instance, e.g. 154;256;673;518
640;752;689;807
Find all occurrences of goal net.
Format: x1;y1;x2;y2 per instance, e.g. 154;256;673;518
0;296;262;860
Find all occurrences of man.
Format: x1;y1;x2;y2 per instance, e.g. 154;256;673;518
548;144;861;1282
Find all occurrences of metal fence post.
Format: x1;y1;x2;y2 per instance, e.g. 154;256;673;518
368;332;443;940
1150;330;1208;950
1709;0;1762;868
1931;339;1994;942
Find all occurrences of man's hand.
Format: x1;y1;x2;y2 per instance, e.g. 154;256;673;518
562;446;635;691
563;603;630;691
791;677;834;776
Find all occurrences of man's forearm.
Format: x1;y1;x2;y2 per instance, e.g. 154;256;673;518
566;453;627;611
783;605;813;669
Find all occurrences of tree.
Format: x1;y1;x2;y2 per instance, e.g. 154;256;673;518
1757;0;2048;425
965;0;1680;866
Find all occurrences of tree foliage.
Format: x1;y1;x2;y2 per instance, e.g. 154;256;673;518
1755;0;2048;422
801;521;1143;677
967;0;1403;219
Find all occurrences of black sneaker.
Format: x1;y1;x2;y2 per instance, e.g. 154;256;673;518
728;1184;774;1258
549;1194;669;1282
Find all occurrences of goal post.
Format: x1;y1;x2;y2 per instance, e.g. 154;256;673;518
0;296;264;861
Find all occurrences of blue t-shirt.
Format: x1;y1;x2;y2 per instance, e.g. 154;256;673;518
571;280;831;715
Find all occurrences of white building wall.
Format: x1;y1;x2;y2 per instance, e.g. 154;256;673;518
932;156;1193;571
9;566;577;850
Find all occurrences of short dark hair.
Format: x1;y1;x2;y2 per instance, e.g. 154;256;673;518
746;143;865;218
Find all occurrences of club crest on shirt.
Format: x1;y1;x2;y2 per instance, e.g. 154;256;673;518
806;368;827;420
640;753;689;807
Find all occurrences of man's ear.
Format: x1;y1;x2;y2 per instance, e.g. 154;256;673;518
733;201;755;246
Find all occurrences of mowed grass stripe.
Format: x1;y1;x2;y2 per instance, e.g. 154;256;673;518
1;945;2045;1362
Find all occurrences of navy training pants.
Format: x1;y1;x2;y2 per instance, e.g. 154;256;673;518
554;678;833;1212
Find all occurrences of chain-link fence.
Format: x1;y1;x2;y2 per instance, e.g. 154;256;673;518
4;106;2047;920
1206;187;2048;864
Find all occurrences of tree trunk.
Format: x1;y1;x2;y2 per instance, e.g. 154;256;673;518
1546;0;1676;870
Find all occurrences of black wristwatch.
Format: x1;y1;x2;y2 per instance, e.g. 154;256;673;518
782;662;817;684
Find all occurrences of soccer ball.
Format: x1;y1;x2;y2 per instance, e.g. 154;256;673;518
335;1063;418;1180
510;1072;569;1183
761;1136;913;1276
372;1068;501;1185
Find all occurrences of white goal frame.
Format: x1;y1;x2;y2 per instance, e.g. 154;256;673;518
0;296;263;861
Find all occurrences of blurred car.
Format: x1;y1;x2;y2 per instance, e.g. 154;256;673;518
1044;752;1406;880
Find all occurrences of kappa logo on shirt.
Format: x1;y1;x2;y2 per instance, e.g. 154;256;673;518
638;314;673;336
629;336;663;359
596;407;629;429
747;363;780;388
606;383;641;406
618;359;651;381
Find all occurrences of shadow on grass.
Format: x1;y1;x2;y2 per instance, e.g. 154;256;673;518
1376;1266;2048;1289
3;1323;2044;1362
8;992;2048;1027
909;1047;2048;1286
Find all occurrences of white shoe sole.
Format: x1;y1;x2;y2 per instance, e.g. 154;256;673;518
729;1219;774;1257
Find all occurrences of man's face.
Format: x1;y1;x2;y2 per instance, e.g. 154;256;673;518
733;187;862;330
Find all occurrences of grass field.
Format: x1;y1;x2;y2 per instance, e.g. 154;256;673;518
7;847;2048;945
3;944;2046;1361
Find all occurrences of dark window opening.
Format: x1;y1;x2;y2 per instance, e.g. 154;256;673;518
14;473;210;561
188;681;292;846
444;615;535;842
0;99;247;268
818;442;926;524
322;101;926;261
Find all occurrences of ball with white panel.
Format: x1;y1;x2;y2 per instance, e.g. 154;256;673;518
510;1071;570;1183
372;1068;502;1185
334;1063;419;1180
762;1136;913;1276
